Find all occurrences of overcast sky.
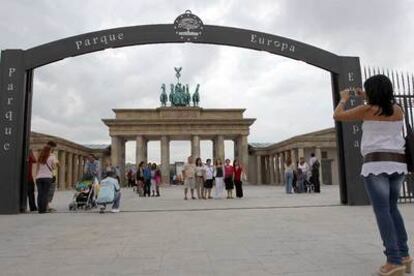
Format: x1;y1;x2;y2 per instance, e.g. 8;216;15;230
1;0;413;163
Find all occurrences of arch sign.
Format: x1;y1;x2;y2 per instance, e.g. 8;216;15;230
0;11;367;213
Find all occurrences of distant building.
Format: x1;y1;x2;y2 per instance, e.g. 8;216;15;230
248;128;338;186
30;128;339;189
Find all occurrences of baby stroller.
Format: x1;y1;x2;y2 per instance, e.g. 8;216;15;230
69;176;97;211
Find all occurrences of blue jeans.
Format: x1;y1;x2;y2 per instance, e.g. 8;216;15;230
112;191;121;209
285;171;293;194
36;178;52;213
362;173;409;265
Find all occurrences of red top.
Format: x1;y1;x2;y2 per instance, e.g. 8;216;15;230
28;152;36;182
234;166;243;181
224;165;234;178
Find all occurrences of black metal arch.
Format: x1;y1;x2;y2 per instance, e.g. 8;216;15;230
0;21;367;214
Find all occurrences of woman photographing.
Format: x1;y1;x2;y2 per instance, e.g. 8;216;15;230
333;75;411;276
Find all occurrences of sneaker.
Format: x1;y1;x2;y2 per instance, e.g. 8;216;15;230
99;207;105;214
111;209;120;213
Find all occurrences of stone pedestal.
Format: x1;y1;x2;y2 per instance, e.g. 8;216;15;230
161;136;170;184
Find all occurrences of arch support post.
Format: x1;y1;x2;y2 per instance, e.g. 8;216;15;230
333;56;368;205
0;50;31;214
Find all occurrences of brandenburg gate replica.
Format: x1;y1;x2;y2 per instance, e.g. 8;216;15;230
103;68;255;184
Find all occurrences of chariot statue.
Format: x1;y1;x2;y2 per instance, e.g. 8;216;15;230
159;67;200;107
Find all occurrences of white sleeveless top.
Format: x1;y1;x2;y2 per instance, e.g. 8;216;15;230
360;120;407;176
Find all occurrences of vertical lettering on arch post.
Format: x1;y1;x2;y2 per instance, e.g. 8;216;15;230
0;50;27;214
336;56;369;205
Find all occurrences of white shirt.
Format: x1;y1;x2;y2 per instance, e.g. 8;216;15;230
298;162;310;173
203;165;214;180
360;120;407;176
36;155;56;179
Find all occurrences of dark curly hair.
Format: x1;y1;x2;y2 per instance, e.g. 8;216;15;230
364;74;395;117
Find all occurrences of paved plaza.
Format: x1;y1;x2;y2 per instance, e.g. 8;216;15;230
1;184;414;276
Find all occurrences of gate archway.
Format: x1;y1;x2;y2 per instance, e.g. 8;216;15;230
0;11;367;213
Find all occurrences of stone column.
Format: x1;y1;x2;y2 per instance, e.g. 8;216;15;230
73;154;79;184
119;138;126;185
291;149;297;169
111;136;121;167
298;148;305;159
233;138;239;161
136;135;147;166
315;147;323;185
54;150;60;189
280;152;286;185
237;135;249;178
191;135;201;159
214;135;225;162
58;151;66;190
256;155;262;185
67;152;73;189
212;139;216;161
161;136;170;184
269;154;275;184
78;155;83;180
274;154;280;185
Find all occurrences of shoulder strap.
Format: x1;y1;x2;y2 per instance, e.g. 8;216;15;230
45;159;53;173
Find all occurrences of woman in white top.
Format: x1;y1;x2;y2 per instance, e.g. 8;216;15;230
334;75;411;276
35;145;57;214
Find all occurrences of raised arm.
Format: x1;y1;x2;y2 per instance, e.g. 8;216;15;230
333;88;369;122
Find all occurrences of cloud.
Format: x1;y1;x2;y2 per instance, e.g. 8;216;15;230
1;0;412;162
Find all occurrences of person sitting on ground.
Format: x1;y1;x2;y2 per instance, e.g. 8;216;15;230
96;170;121;213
